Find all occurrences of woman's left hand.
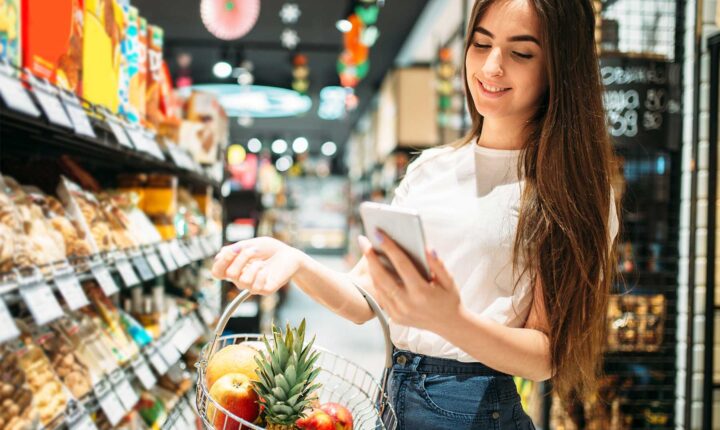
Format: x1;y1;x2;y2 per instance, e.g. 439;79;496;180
358;231;463;333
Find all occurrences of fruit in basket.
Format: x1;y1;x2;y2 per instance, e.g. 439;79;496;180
208;373;260;430
295;409;335;430
206;344;261;389
319;403;353;430
253;319;322;430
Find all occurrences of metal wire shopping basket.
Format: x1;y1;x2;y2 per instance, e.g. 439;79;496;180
195;286;397;430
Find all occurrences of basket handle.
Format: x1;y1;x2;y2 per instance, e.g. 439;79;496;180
205;285;394;370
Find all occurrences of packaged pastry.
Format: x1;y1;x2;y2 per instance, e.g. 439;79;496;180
97;192;137;250
12;328;69;426
107;191;162;246
0;181;21;273
57;176;116;253
54;314;119;384
33;325;93;399
85;284;139;361
43;196;93;258
176;187;204;238
2;178;66;267
0;344;37;430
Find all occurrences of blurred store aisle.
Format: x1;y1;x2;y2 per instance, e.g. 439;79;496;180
278;255;387;381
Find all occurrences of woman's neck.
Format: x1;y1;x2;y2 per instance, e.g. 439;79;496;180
477;116;530;151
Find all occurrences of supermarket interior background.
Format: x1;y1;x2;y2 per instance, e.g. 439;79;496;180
0;0;719;429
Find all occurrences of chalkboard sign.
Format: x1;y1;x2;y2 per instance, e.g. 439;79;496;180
600;57;681;150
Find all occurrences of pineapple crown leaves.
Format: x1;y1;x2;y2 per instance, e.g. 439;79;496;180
252;319;322;424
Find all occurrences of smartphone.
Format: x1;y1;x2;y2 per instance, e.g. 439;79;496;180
359;202;431;281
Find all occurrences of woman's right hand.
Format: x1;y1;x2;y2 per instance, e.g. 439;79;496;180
211;237;305;296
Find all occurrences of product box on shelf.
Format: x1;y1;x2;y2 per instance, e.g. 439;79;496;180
145;24;164;129
82;0;123;112
86;283;140;359
0;0;21;70
57;176;116;254
22;0;83;94
131;14;148;122
183;91;227;164
116;0;131;122
0;344;36;430
97;192;138;250
108;191;163;246
41;195;93;258
54;314;119;384
123;5;141;123
607;294;666;352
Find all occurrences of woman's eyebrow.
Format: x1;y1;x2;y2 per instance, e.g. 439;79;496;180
474;25;541;46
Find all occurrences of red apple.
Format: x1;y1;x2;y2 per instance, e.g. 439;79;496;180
319;403;354;430
207;373;260;430
296;409;335;430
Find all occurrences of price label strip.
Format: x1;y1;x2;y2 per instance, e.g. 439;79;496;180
29;77;72;128
115;253;141;287
169;240;191;267
141;131;165;160
131;356;157;390
106;118;133;149
157;242;178;272
53;265;89;310
65;401;98;430
182;398;197;427
145;249;166;277
95;381;125;426
146;346;169;375
90;259;119;296
60;90;96;138
0;296;20;343
159;340;182;368
0;63;40;117
130;251;155;282
19;275;64;326
110;370;139;413
171;319;194;354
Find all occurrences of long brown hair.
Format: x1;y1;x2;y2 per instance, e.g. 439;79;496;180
458;0;619;401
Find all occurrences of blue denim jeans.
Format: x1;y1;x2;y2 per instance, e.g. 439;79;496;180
384;349;537;430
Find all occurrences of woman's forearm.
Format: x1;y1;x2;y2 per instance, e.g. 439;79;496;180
290;251;374;324
436;306;552;381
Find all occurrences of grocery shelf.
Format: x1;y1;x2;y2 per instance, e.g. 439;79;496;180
0;68;220;191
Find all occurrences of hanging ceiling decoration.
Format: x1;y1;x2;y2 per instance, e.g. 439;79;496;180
336;0;383;89
281;28;300;50
436;47;455;127
279;3;301;24
292;54;310;94
200;0;261;40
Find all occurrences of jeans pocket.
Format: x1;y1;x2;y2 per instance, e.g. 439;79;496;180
417;373;496;419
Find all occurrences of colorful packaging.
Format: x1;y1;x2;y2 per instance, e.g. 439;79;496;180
22;0;83;94
116;0;131;120
0;0;21;70
145;24;164;129
124;5;141;123
131;14;148;121
82;0;122;112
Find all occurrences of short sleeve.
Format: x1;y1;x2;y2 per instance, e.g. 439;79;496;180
390;147;449;207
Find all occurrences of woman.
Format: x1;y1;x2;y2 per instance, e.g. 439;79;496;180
212;0;619;428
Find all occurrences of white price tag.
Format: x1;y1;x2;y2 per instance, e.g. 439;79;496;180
147;348;169;375
33;86;73;128
91;262;119;296
115;254;141;287
113;377;139;412
182;399;197;427
157;243;178;271
19;279;64;325
0;296;20;343
145;251;166;276
95;383;125;426
131;253;155;282
171;320;193;353
159;340;181;367
107;120;133;148
67;413;97;430
141;132;165;160
170;241;191;267
0;73;40;117
124;126;147;151
53;268;89;310
63;99;96;137
131;357;157;390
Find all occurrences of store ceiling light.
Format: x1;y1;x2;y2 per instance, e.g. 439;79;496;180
336;19;352;33
292;137;309;154
247;138;262;153
321;141;337;156
275;155;293;172
213;61;233;78
272;139;288;154
191;84;312;118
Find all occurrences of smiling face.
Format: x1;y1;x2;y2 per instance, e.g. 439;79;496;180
465;0;548;123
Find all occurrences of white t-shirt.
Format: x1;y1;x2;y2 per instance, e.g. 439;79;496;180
389;140;619;362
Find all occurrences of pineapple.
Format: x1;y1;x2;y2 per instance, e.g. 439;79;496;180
253;319;322;430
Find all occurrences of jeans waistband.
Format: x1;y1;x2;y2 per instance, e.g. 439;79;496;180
392;349;511;377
